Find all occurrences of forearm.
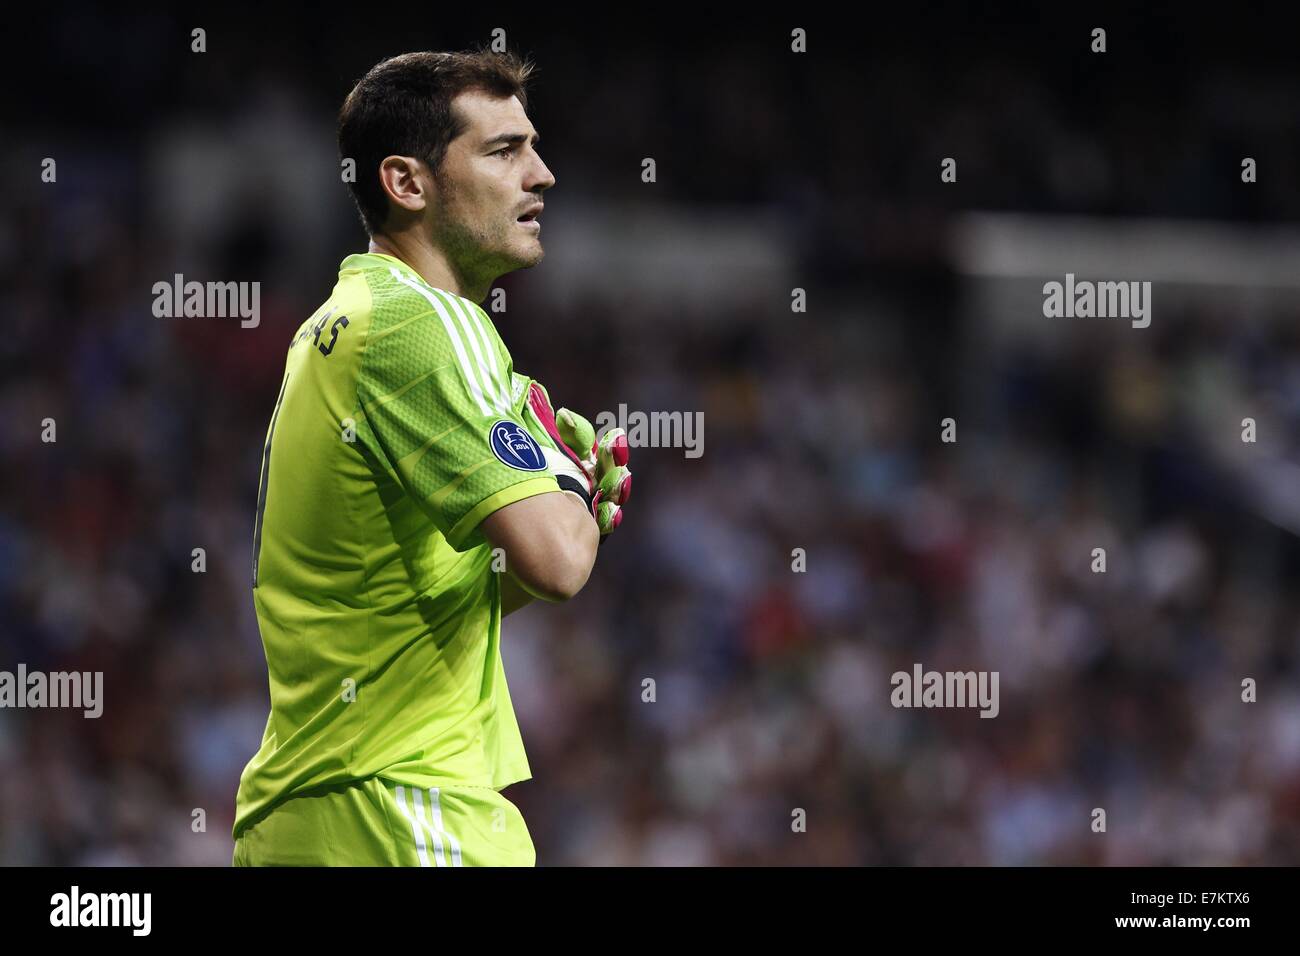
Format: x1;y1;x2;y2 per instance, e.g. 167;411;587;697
484;489;598;606
488;385;628;611
509;490;597;602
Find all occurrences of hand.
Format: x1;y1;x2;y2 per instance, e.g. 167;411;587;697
556;407;631;535
523;381;631;536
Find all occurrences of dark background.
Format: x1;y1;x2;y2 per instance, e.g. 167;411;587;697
1;6;1298;864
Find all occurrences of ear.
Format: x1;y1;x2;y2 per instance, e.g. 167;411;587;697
377;155;430;221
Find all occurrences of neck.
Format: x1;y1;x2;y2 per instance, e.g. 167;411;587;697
368;231;487;302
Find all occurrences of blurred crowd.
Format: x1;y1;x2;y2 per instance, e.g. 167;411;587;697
1;11;1297;864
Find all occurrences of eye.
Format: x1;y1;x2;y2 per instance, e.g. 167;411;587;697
493;146;513;157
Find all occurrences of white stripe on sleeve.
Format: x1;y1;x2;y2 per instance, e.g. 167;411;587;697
391;269;493;417
439;291;510;415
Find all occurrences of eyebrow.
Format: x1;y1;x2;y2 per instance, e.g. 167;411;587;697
482;131;541;149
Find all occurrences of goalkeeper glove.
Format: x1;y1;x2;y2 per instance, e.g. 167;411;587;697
522;380;631;536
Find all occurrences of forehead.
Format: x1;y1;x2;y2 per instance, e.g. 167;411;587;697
450;89;533;137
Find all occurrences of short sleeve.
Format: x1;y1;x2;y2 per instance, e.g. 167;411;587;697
356;295;559;551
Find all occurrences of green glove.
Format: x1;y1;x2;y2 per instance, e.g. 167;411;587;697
557;407;631;535
521;381;631;536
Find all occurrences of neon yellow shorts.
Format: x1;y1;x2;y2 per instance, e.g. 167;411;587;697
232;777;535;867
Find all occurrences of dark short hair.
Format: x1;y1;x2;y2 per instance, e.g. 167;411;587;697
338;49;535;236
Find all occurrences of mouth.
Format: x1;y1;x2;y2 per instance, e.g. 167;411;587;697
516;204;543;227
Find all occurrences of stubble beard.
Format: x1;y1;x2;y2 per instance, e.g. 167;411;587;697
433;186;540;289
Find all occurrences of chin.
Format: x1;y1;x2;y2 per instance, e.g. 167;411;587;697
514;244;545;268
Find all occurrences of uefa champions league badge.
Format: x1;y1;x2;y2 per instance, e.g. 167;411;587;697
489;420;547;471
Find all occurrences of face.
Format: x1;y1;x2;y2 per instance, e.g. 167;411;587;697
427;89;555;280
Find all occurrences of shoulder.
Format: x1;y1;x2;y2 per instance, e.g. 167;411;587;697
350;260;488;343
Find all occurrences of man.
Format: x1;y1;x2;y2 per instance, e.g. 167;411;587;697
232;50;629;867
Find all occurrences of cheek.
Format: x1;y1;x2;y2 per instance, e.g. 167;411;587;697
471;185;509;227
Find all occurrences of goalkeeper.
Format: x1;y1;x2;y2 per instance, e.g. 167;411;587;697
232;49;629;867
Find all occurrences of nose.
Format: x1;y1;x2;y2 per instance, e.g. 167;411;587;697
527;153;556;193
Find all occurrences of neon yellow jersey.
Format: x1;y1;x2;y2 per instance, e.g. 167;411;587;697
233;252;559;838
